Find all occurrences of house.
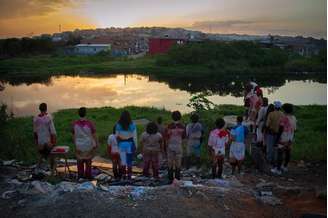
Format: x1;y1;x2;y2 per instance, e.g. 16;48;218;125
74;44;111;55
148;37;186;55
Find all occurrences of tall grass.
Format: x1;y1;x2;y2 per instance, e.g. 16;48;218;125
0;105;326;164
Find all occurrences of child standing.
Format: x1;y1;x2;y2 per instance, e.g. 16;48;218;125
116;110;137;180
165;111;186;183
185;113;203;168
72;107;98;179
208;118;229;179
229;116;248;174
140;122;163;179
107;124;121;180
33;103;57;170
271;103;297;175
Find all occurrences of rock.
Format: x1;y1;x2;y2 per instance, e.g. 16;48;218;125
297;160;305;167
94;173;111;183
1;190;17;199
77;181;96;191
2;160;16;166
17;171;33;182
31;181;54;194
257;195;282;206
195;191;209;201
17;199;27;207
56;181;78;192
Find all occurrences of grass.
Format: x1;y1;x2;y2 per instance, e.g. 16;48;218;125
0;105;326;165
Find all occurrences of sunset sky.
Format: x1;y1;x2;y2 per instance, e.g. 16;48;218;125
0;0;326;38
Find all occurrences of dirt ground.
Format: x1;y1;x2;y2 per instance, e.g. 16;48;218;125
0;160;326;218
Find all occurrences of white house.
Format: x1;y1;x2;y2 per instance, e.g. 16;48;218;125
74;44;111;55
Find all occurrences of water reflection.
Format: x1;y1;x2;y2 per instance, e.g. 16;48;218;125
0;74;326;117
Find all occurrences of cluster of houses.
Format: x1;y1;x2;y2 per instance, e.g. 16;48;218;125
53;27;325;57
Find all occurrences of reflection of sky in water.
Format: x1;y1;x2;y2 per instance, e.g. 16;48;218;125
0;75;326;117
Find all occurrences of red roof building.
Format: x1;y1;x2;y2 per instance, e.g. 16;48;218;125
148;38;186;55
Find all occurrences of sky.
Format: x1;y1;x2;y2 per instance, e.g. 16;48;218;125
0;0;326;38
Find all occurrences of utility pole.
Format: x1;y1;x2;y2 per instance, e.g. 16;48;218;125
59;24;62;33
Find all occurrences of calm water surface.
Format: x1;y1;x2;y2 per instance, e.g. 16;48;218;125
0;74;326;117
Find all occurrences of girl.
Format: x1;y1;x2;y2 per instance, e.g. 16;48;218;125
107;124;121;180
229;116;248;174
208;118;229;179
165;111;185;183
140;122;163;179
115;111;137;180
72;107;98;180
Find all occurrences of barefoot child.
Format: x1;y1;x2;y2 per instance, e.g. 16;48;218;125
165;111;186;183
72;107;98;179
140;122;163;179
229;116;248;174
208;118;229;179
107;124;121;180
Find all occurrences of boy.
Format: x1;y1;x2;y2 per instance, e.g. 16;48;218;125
208;118;229;178
229;116;248;174
185;113;203;168
33;103;56;170
107;124;121;180
165;111;186;183
72;107;98;180
271;103;297;175
140;122;163;179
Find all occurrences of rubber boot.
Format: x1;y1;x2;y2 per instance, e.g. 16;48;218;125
168;168;174;183
175;168;181;180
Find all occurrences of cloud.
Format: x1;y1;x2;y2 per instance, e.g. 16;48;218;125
192;20;255;29
0;0;82;19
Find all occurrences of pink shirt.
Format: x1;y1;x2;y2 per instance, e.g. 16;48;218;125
72;119;96;152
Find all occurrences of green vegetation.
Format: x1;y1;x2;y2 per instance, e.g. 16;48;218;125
0;41;325;80
0;105;325;165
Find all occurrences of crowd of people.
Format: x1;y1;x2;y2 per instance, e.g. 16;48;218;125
32;82;297;183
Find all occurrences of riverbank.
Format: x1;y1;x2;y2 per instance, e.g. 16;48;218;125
0;55;326;80
0;105;326;164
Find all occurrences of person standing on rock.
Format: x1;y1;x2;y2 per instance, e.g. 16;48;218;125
208;118;229;179
72;107;98;180
271;103;297;175
115;110;137;180
165;111;186;183
265;101;284;165
33;103;57;170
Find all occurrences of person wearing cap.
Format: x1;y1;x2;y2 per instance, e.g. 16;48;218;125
265;101;284;164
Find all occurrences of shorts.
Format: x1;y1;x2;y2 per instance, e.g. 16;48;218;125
186;144;201;157
229;142;245;161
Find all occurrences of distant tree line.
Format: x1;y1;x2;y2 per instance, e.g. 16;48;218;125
0;33;82;58
156;41;326;73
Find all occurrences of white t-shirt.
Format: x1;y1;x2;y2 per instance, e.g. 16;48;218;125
107;134;119;154
33;113;56;145
208;129;229;155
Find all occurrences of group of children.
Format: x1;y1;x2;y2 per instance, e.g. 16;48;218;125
244;81;297;175
33;87;297;182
